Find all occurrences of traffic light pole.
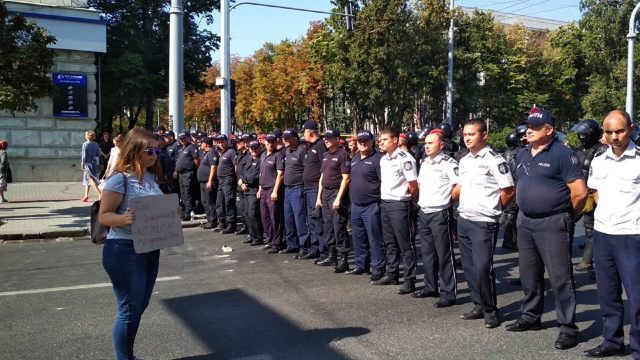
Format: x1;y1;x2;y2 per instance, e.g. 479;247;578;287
220;0;232;136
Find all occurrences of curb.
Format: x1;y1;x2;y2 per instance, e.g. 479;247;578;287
0;220;206;241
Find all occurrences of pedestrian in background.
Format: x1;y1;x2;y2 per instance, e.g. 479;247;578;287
81;130;102;202
0;139;10;203
98;128;165;360
104;134;123;178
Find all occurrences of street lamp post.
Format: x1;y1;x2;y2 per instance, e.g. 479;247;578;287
169;0;184;134
626;2;640;122
445;0;454;125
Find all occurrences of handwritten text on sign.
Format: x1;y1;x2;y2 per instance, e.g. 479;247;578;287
131;194;184;253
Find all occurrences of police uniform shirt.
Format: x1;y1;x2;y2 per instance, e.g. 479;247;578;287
458;146;514;222
321;147;350;190
234;149;250;179
175;143;199;173
417;152;459;213
515;140;583;217
588;141;640;235
196;149;218;183
216;148;237;178
242;154;261;190
303;139;327;190
283;144;306;187
259;150;284;189
379;147;418;201
349;151;382;206
165;140;180;173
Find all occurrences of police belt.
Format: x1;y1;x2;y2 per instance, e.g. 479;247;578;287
352;199;380;207
522;208;570;219
284;184;304;189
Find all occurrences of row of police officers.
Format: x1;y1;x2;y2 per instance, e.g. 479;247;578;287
155;112;638;359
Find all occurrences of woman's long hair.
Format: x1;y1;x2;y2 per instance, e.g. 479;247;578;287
111;128;163;182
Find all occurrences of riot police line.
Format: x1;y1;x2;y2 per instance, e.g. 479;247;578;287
151;109;640;358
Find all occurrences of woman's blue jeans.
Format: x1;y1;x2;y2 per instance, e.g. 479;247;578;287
103;238;159;360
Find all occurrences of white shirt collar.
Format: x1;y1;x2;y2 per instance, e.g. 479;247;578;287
604;141;636;161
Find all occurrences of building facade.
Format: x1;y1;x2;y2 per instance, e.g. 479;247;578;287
2;0;106;181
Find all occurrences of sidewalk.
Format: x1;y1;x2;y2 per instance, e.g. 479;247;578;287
0;182;203;241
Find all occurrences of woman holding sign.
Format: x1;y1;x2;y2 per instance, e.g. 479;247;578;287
99;128;164;360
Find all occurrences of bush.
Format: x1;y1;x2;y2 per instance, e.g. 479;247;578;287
487;127;513;152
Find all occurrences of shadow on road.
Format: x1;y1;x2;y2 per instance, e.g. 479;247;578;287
163;289;369;360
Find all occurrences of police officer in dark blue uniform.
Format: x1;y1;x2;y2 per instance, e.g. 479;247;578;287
506;109;588;351
315;129;351;272
234;134;252;236
242;140;263;246
197;136;218;229
259;133;285;253
501;132;521;251
347;130;385;280
282;128;310;257
302;121;326;260
214;134;238;234
163;131;180;194
571;119;607;272
175;130;200;220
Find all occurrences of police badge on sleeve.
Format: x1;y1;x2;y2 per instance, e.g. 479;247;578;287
403;162;413;171
498;162;509;174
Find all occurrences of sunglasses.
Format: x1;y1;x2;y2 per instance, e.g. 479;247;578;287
144;147;161;156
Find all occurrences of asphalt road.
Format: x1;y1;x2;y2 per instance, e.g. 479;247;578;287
0;226;632;360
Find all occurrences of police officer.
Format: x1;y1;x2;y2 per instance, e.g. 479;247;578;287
234;134;252;236
258;133;285;253
506;109;587;351
501;132;520;251
438;123;459;158
315;129;351;272
571;119;607;272
163;131;180;194
175;130;200;221
585;110;640;359
282;128;310;257
302;121;326;260
373;127;418;295
197;137;218;229
413;132;459;307
242;140;264;246
347;130;385;280
214;134;238;234
406;131;423;162
455;118;514;329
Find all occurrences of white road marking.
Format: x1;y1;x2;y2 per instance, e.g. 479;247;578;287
0;276;181;296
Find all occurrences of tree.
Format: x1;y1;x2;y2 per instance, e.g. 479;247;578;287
88;0;220;132
0;2;56;114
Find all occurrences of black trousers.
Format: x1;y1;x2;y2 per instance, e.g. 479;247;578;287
321;188;350;256
418;209;457;301
501;201;519;247
199;182;217;225
237;190;247;225
380;200;417;280
245;191;262;242
516;212;577;335
178;171;197;216
216;176;237;228
457;217;499;316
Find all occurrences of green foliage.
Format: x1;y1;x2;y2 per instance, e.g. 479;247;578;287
487;127;512;152
0;2;56;114
88;0;220;132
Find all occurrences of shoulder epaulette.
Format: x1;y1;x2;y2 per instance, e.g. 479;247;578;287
594;145;607;157
442;155;451;161
635;146;640;156
398;151;407;158
488;149;501;158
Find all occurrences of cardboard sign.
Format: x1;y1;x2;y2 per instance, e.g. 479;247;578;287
131;194;184;253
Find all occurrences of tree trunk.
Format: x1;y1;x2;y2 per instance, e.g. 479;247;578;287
144;91;154;130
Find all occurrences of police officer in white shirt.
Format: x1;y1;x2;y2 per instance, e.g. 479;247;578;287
413;132;460;308
585;110;640;359
454;119;515;329
373;127;419;295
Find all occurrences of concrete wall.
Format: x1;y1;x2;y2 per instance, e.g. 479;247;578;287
0;49;97;182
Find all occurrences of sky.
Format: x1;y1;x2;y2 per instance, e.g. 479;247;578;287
208;0;583;59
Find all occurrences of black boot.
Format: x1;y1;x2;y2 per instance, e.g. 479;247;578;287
397;278;416;295
220;225;237;234
317;248;337;266
235;226;248;235
333;254;349;273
